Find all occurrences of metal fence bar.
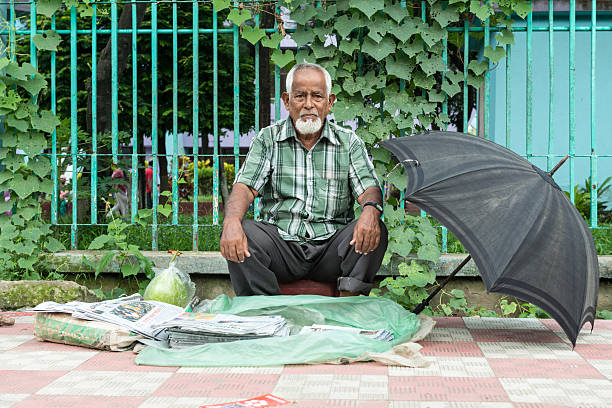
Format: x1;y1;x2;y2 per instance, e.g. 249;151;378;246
172;1;179;225
70;5;78;249
8;0;14;61
111;0;118;164
463;19;468;132
29;0;35;72
253;4;260;220
130;0;138;222
192;0;199;249
484;17;490;140
274;4;280;122
590;0;597;228
151;0;159;248
505;43;511;148
233;0;240;174
212;3;220;225
526;4;533;161
50;13;57;225
91;4;98;224
547;0;554;171
569;0;576;203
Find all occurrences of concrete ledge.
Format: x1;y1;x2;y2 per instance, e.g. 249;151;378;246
50;251;612;279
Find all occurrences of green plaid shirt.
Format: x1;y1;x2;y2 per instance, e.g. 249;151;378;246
235;118;381;242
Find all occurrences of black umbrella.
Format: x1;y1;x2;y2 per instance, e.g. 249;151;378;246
380;131;599;346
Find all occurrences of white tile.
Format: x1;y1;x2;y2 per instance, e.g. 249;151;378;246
477;342;579;359
0;394;29;408
37;370;172;396
588;359;612;379
0;350;97;370
389;403;514;408
177;366;283;374
463;317;548;330
424;328;474;342
499;378;612;405
390;357;494;377
138;397;232;408
0;335;34;351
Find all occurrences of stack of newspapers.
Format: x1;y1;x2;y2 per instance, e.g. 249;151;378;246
32;294;184;340
152;312;291;348
299;324;394;342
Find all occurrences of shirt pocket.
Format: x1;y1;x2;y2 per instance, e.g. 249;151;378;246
316;176;350;201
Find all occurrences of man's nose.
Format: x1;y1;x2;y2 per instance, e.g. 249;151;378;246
304;94;314;108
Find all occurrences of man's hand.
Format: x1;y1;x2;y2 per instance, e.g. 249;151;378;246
220;219;251;263
350;206;381;254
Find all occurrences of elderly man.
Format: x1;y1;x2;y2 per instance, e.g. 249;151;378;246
220;62;388;297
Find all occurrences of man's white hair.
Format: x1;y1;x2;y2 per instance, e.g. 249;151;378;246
286;62;332;97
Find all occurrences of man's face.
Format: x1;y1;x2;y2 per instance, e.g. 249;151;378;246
282;68;336;136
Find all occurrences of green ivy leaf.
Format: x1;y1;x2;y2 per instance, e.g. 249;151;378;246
413;71;435;90
441;79;461;98
37;0;62;17
17;206;37;221
430;2;460;27
496;29;514;45
11;214;25;227
18;132;47;157
310;41;335;59
388;165;407;190
446;70;463;84
341;76;360;96
417;244;441;263
468;60;489;75
384;89;411;115
39;179;52;195
338;38;360;55
5;62;36;81
393;114;414;130
3;153;23;172
88;235;112;250
241;26;266;45
21;227;43;241
33;30;62;51
261;33;283;49
78;3;94;18
383;2;410;23
393;17;423;43
367;15;393;43
332;98;360;123
7;115;29;133
416;52;445;76
470;0;493;21
290;4;317;25
27;156;51;178
484;45;506;63
157;204;173;218
429;91;445;103
15;103;37;120
467;73;484;88
271;49;295;68
388;239;412;257
212;0;230;11
333;14;363;38
0;89;20;110
121;263;140;277
371;147;391;163
0;171;11;185
227;9;251;26
9;173;40;199
513;2;533;19
399;38;422;58
31;110;60;133
0;57;9;72
385;54;415;81
349;0;384;19
45;236;66;253
362;36;395;61
0;148;8;160
0;199;14;214
420;23;447;47
17;257;37;271
16;73;47;97
316;4;337;22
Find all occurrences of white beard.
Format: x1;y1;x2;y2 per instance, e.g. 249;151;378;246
295;117;323;135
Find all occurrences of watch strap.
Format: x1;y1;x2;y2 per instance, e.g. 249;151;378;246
363;201;383;213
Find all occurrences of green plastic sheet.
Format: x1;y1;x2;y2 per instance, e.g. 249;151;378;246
135;295;421;367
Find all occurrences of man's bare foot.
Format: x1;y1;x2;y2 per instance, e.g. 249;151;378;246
339;291;359;297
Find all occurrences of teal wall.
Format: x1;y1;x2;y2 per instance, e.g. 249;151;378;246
490;12;612;204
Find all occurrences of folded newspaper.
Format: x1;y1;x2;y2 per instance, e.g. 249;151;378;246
33;294;184;340
152;312;290;348
299;324;394;342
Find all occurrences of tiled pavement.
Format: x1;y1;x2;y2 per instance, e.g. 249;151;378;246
1;313;611;408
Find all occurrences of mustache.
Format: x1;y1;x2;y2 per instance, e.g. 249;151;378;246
300;113;319;118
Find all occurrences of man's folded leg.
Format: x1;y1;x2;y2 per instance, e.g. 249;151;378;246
307;219;388;295
227;219;308;296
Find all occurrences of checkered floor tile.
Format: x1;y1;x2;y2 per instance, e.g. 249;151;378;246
0;315;610;407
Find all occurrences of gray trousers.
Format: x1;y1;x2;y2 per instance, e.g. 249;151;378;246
227;219;388;296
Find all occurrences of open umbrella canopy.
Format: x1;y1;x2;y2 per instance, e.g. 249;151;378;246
380;131;599;346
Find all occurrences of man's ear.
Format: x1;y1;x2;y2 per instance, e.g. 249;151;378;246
281;92;290;109
328;93;337;110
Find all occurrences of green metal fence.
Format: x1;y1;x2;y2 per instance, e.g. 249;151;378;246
0;0;608;252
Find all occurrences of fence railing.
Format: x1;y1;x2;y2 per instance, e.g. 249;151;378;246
0;0;608;252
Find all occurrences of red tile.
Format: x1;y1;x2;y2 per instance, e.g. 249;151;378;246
432;317;466;328
541;318;612;332
389;376;509;402
12;395;145;408
282;362;388;375
573;343;612;360
514;404;574;408
0;370;66;393
470;329;562;343
419;341;484;357
0;323;34;335
488;358;605;379
75;350;177;372
154;373;279;397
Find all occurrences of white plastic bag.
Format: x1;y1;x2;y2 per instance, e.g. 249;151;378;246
143;261;196;308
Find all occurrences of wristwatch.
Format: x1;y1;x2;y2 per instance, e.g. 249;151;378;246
362;201;383;214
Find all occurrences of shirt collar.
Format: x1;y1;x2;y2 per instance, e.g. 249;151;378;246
276;117;339;146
